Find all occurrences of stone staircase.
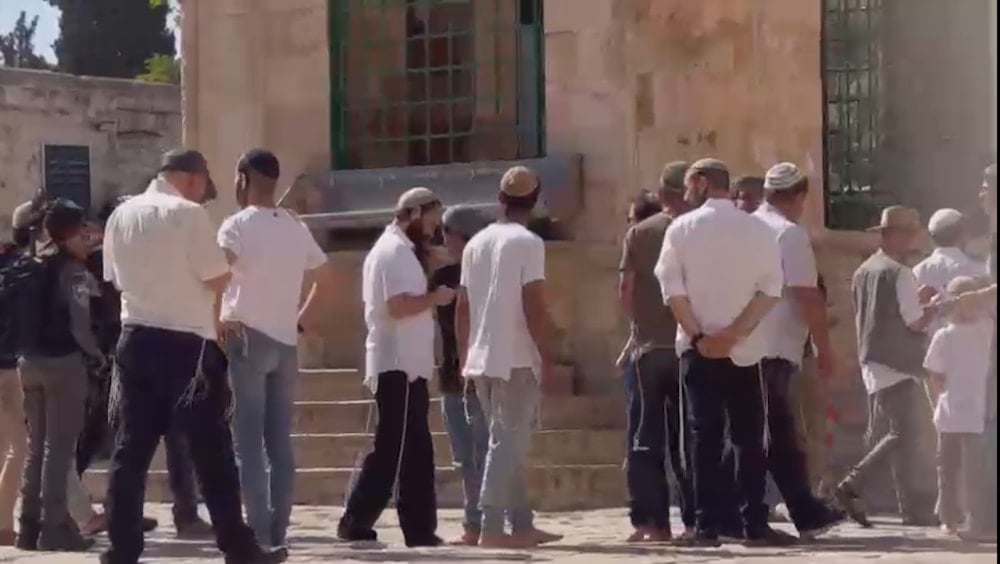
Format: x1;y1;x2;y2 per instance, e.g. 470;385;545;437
85;368;629;511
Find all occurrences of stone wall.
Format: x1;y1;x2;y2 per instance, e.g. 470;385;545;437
0;68;180;231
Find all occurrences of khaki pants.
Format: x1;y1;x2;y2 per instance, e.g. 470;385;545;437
789;356;827;493
0;369;27;532
937;432;987;527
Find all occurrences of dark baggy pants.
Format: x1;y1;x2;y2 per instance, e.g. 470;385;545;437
717;358;829;532
339;371;437;544
104;325;258;564
626;349;694;530
843;378;934;520
681;351;768;537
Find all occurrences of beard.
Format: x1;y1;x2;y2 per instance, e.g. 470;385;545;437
404;219;432;272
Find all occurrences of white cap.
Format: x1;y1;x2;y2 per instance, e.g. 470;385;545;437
927;208;963;235
764;162;806;191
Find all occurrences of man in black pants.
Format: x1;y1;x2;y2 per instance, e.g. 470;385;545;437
337;187;452;547
655;158;790;547
101;149;284;564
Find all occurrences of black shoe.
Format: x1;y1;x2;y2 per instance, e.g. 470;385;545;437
799;506;847;541
142;516;159;532
224;545;289;564
743;526;798;547
37;523;96;552
14;520;40;551
671;531;722;547
176;516;214;539
405;534;443;548
336;520;377;542
834;482;872;528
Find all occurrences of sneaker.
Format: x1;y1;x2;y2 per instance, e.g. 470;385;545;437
834;482;872;528
38;523;96;552
799;506;847;541
224;545;289;564
743;526;798;548
176;516;214;539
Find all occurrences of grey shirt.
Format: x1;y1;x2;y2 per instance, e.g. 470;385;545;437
57;259;103;359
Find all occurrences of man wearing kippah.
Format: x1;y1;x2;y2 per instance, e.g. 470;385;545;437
655;158;789;547
749;163;845;538
913;208;984;335
102;149;285;564
456;166;562;548
338;186;451;547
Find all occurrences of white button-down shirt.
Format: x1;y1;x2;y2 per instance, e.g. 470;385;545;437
754;203;818;366
103;178;229;341
859;251;924;395
655;198;784;367
913;247;986;335
362;224;435;392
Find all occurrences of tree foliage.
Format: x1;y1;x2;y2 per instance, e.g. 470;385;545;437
136;53;180;84
0;11;51;70
46;0;175;78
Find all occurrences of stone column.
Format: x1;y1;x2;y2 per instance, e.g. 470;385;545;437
180;0;199;148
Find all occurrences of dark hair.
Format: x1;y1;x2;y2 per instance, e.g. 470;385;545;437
237;149;281;180
630;190;662;223
733;175;764;195
693;168;730;193
499;189;540;213
44;200;86;243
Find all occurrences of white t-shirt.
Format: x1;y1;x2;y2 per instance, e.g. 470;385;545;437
754;203;818;366
655;199;784;367
103;178;229;341
460;222;545;380
217;207;327;345
924;319;995;433
362;224;436;392
913;247;987;335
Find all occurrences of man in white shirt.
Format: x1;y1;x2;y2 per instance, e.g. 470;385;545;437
834;206;938;528
913;209;984;334
217;150;329;550
749;163;845;538
101;150;285;564
654;158;787;547
337;187;452;547
455;166;562;548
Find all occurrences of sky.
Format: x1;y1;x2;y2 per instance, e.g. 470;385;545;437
1;0;180;64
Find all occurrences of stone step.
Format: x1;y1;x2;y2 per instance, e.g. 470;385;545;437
149;429;626;470
84;464;627;511
291;395;624;434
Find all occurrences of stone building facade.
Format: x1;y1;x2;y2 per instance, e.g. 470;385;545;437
0;68;181;232
180;0;995;482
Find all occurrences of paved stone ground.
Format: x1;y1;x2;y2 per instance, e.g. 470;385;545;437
1;505;995;563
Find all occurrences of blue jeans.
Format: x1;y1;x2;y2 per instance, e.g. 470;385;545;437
477;369;537;536
226;326;297;548
441;390;489;529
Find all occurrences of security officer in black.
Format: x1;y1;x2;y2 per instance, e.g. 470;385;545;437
16;200;103;552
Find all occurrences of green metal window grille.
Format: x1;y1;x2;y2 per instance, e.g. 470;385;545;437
822;0;886;230
329;0;545;170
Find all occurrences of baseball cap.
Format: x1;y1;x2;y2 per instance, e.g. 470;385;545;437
764;162;806;191
237;149;281;179
396;187;440;212
659;161;690;192
442;205;492;239
500;166;540;197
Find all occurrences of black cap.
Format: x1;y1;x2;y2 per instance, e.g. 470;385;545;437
44;199;86;242
159;149;211;175
237;149;281;180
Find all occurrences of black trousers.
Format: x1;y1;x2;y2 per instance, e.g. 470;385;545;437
682;351;768;536
340;371;437;544
626;349;694;529
104;325;257;564
717;358;829;532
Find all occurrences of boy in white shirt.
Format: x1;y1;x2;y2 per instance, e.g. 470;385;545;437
924;275;995;535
